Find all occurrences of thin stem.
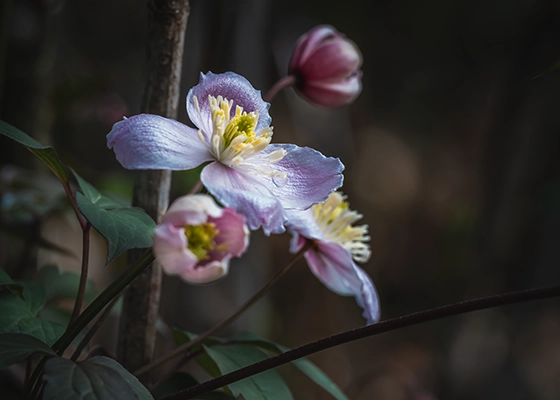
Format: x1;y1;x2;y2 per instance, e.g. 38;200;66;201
69;222;91;325
61;179;87;230
161;284;560;399
187;178;203;195
70;294;122;361
25;251;155;399
134;243;312;377
263;75;296;102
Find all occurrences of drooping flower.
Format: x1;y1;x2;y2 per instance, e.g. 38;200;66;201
107;72;343;235
286;192;380;324
289;25;363;108
153;194;249;284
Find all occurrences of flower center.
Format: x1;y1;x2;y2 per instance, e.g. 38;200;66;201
312;192;371;263
193;95;287;180
184;222;219;261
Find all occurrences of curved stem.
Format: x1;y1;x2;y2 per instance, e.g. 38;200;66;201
134;243;311;377
187;178;203;195
69;222;91;325
263;75;296;102
61;179;87;230
161;284;560;399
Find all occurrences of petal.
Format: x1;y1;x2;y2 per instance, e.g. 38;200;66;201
285;208;327;243
210;207;249;258
289;25;339;71
300;72;362;108
107;114;213;170
163;194;223;227
299;39;362;81
253;144;344;210
153;223;197;275
201;162;286;235
186;72;272;135
305;241;380;324
180;259;229;285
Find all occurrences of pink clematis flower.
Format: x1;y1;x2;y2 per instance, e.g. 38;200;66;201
107;72;343;235
153;194;249;284
287;192;380;324
289;25;363;108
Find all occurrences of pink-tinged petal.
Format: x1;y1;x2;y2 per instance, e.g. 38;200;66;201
257;144;344;209
289;25;338;71
163;194;223;227
300;39;362;81
107;114;213;170
285;209;327;245
300;72;362;108
153;223;197;275
179;260;229;285
201;163;286;235
210;208;249;257
305;241;380;324
186;72;271;134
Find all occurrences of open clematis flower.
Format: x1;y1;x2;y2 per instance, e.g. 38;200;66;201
286;192;380;324
153;194;249;284
107;72;344;235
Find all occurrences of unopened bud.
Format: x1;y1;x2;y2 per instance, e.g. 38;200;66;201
289;25;363;108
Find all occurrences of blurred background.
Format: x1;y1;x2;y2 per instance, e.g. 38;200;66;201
1;0;560;399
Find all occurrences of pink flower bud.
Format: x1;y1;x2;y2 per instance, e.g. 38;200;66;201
153;194;249;284
289;25;363;108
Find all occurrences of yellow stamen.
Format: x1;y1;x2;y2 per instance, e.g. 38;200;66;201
184;222;220;261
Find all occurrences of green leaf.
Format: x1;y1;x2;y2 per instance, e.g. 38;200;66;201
0;291;64;346
75;192;156;263
0;268;13;285
18;282;46;315
152;372;235;400
232;332;349;400
0;333;56;368
203;344;293;400
0;120;68;183
0;268;23;295
37;265;98;303
72;170;127;209
43;356;154;400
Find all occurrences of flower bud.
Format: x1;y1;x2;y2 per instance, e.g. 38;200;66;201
289;25;363;108
153;194;249;284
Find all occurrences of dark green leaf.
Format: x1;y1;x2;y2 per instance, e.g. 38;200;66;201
152;372;234;400
76;192;156;263
0;268;23;295
203;344;293;400
0;268;13;285
72;170;127;209
232;332;348;400
37;265;98;303
173;329;223;348
0;120;68;183
18;282;46;314
43;356;154;400
0;291;64;346
0;333;56;368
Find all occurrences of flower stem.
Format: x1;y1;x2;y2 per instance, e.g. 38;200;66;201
134;243;312;378
69;222;91;326
161;284;560;399
263;75;296;102
187;178;203;195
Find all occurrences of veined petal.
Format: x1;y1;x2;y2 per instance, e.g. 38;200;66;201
286;209;327;245
248;144;344;210
186;72;272;135
201;162;286;235
107;114;213;170
305;241;380;324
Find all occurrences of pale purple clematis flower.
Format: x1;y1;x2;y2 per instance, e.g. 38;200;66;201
107;72;344;235
287;192;380;324
289;25;363;108
153;194;249;284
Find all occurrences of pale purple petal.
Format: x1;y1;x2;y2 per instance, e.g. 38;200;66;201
107;114;213;170
153;223;197;275
305;241;380;324
180;260;229;285
285;208;327;246
249;144;344;210
200;162;286;235
210;208;249;258
163;194;223;227
186;72;271;135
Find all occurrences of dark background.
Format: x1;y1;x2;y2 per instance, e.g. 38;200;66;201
1;0;560;399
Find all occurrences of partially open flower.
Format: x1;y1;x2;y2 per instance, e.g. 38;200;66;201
289;25;363;108
153;194;249;284
286;192;379;324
